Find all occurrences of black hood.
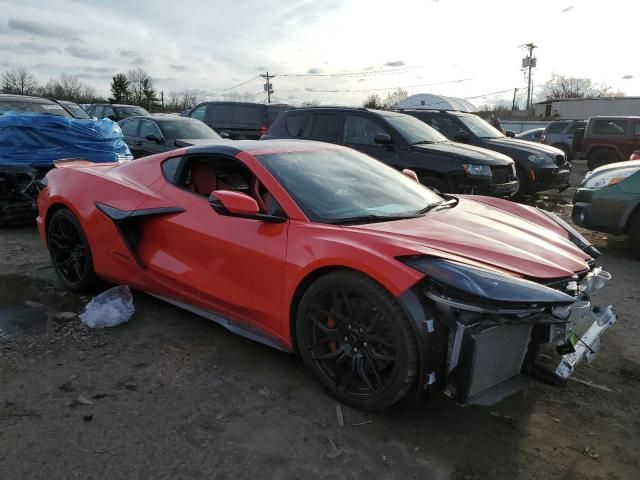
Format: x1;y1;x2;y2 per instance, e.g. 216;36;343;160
173;138;221;148
481;137;565;159
411;141;513;166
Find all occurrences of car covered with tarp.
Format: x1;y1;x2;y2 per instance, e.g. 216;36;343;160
0;111;132;225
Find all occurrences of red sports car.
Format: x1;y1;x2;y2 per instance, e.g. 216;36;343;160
37;140;616;410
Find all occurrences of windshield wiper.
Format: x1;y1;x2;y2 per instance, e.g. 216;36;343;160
325;214;421;225
412;140;435;145
416;197;459;214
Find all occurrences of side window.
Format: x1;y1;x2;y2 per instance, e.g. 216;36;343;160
92;106;103;118
430;115;459;138
284;113;306;137
546;122;568;134
593;119;628;135
207;105;235;125
308;114;339;142
633;122;640;136
120;119;140;137
189;105;207;121
140;121;162;139
103;105;115;119
343;115;387;146
161;156;182;183
566;123;580;134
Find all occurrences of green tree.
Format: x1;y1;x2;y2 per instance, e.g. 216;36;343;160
109;73;130;103
142;77;159;111
362;94;383;109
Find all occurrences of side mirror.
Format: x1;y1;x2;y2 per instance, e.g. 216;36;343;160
146;134;163;143
219;132;230;139
374;133;393;145
453;132;470;143
505;130;516;138
401;169;419;182
208;190;286;223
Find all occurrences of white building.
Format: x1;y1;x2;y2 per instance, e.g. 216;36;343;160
396;94;476;112
534;97;640;119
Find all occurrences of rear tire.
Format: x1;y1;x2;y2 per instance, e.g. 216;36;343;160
47;208;100;293
296;271;418;410
419;176;449;194
629;212;640;260
588;148;618;170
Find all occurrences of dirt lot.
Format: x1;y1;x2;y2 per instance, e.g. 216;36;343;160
1;160;639;480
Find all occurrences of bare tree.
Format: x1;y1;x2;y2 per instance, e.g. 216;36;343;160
221;91;259;102
383;88;408;109
542;74;623;100
126;68;154;106
166;89;200;112
1;66;39;95
40;74;98;103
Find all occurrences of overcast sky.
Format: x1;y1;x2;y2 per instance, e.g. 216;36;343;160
1;0;638;107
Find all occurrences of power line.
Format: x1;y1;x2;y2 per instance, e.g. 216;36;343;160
284;78;473;94
206;76;260;97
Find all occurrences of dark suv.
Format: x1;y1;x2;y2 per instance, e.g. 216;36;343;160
540;120;586;158
187;102;293;139
579;116;640;170
263;107;518;196
399;109;571;196
86;104;150;122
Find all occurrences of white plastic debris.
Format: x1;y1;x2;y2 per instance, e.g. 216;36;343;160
79;285;134;328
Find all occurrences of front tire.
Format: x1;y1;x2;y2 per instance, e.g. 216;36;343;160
296;271;418;410
47;208;100;292
512;166;530;198
588;148;618;170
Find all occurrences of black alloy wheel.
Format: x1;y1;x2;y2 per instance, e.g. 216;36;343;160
297;271;418;410
47;208;99;292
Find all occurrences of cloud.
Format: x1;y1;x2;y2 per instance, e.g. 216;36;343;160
119;49;138;58
561;5;574;13
363;65;375;71
8;18;78;41
65;45;106;60
306;67;323;74
130;57;146;65
82;66;114;74
623;74;634;80
255;66;266;71
0;41;61;54
385;60;405;67
170;65;187;70
357;78;366;83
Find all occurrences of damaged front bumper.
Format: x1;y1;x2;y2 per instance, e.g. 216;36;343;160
0;166;43;226
422;265;615;406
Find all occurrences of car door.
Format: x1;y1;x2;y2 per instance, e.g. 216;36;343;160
342;114;399;167
138;120;164;157
119;119;142;158
135;153;289;343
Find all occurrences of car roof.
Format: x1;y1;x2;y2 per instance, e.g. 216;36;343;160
282;106;406;118
184;139;346;157
0;94;57;104
119;114;198;122
589;116;640;120
93;103;144;108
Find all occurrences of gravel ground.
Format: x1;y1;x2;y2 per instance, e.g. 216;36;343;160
1;160;639;480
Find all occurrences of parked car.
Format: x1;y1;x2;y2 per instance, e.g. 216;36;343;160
578;116;640;170
516;128;544;142
399;109;571;197
572;160;640;258
119;115;222;158
86;104;150;122
186;101;293;139
631;150;640;161
263;107;518;197
0;107;131;226
540;120;586;158
57;100;92;119
38;139;614;409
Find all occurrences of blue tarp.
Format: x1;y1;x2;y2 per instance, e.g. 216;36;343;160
0;112;132;168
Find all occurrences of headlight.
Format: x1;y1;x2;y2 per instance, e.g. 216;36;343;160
463;164;492;177
527;154;549;164
540;209;600;258
583;166;640;189
403;258;575;306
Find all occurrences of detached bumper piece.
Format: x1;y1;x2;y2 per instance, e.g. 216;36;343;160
0;167;42;226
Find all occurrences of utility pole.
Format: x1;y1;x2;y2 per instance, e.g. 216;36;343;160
512;88;518;110
522;43;537;110
260;72;274;103
160;90;164;111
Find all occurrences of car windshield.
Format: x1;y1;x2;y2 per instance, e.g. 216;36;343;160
63;103;92;119
257;147;443;223
384;114;448;144
158;119;220;140
0;100;72;117
458;114;504;139
116;106;150;118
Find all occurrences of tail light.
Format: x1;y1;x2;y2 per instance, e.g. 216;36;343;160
540;133;547;143
261;125;268;136
630;151;640;161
